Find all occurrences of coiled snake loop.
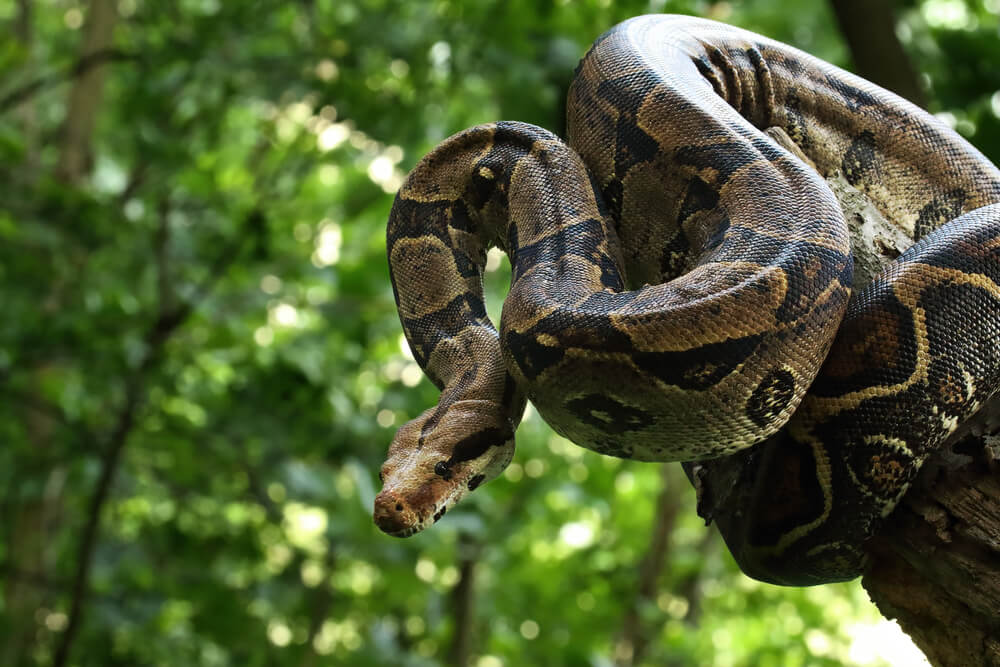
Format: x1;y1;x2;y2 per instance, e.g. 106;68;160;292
374;15;1000;585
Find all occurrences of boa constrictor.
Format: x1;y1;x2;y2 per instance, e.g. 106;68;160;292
373;14;1000;585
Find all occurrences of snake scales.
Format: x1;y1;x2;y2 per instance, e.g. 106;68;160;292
373;14;1000;585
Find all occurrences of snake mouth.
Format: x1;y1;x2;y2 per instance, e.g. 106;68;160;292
373;490;428;537
374;480;468;537
378;524;421;538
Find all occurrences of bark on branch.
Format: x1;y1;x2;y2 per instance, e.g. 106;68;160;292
864;442;1000;666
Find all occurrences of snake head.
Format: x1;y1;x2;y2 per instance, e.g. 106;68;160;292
373;399;516;537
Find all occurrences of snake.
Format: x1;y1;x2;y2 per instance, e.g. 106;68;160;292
373;14;1000;585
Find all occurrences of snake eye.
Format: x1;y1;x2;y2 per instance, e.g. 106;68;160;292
434;461;452;479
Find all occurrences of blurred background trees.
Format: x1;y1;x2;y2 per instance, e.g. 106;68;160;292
1;0;998;665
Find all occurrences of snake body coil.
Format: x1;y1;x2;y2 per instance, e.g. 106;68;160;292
374;15;1000;585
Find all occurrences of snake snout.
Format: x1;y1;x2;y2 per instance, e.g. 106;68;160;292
373;491;419;537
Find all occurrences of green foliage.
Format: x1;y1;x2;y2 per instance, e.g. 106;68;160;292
0;1;995;665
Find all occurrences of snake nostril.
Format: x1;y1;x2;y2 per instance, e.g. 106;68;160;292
374;493;414;535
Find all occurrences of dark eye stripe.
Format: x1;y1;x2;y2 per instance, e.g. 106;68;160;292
446;427;508;465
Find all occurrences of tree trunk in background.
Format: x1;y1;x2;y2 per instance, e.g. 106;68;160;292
449;535;481;667
56;0;118;185
15;0;38;170
1;381;63;667
1;3;64;664
614;464;682;667
828;0;926;108
36;4;120;662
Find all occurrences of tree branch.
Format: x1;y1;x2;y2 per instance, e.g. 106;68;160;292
0;48;136;114
0;385;95;444
827;0;926;107
51;210;255;667
2;44;130;113
685;129;1000;665
154;198;173;315
863;431;1000;667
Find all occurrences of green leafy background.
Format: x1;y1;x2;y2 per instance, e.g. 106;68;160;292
2;1;998;665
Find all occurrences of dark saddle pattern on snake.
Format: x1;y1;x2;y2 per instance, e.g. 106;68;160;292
374;15;1000;585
